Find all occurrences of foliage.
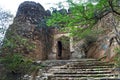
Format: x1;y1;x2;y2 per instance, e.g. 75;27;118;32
0;31;36;79
1;32;35;54
114;47;120;67
0;53;45;80
0;54;33;74
47;0;120;39
0;7;13;44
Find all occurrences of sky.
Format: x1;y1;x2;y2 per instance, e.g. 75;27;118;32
0;0;68;16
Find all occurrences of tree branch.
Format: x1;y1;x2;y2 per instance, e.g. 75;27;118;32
108;0;120;15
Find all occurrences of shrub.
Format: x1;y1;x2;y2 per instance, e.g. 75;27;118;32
114;47;120;67
0;54;33;74
1;34;35;54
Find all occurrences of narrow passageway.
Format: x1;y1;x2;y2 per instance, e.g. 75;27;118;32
57;41;62;59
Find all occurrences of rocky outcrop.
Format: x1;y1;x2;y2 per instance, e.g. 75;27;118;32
71;40;86;59
70;13;119;61
85;13;119;61
2;1;53;60
15;1;46;24
86;32;119;62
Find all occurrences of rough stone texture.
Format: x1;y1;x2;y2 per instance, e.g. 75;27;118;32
2;1;53;60
15;1;46;24
71;40;86;59
86;13;119;61
45;10;51;16
67;13;119;61
86;34;119;62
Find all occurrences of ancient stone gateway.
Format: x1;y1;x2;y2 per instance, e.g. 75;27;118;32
51;33;73;60
57;36;70;59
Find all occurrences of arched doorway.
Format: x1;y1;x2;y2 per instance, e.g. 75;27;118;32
56;36;71;60
57;41;62;59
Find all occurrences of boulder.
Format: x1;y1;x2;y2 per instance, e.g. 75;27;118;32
86;13;119;62
87;34;119;62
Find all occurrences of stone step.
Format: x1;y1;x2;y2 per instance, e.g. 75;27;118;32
49;73;118;78
64;64;114;68
67;61;113;64
42;59;119;80
48;68;113;73
50;64;113;69
53;70;112;74
42;59;102;67
67;61;107;65
44;59;98;62
59;66;113;69
48;77;120;80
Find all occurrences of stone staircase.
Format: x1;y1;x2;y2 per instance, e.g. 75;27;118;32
44;59;120;80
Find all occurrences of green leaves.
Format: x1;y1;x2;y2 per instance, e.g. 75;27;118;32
114;47;120;67
0;54;32;74
47;0;120;39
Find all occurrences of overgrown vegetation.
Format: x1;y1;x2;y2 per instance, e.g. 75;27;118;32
0;53;45;80
0;54;33;74
1;33;35;54
0;8;36;79
47;0;120;66
0;33;35;79
0;31;38;79
114;47;120;67
0;7;49;80
47;0;120;40
0;7;13;44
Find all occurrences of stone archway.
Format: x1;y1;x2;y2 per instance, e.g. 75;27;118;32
49;33;74;60
56;36;71;60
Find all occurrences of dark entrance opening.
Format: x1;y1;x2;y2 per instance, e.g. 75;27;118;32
57;41;62;59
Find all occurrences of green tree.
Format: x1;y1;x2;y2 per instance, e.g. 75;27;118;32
0;7;13;44
47;0;120;39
